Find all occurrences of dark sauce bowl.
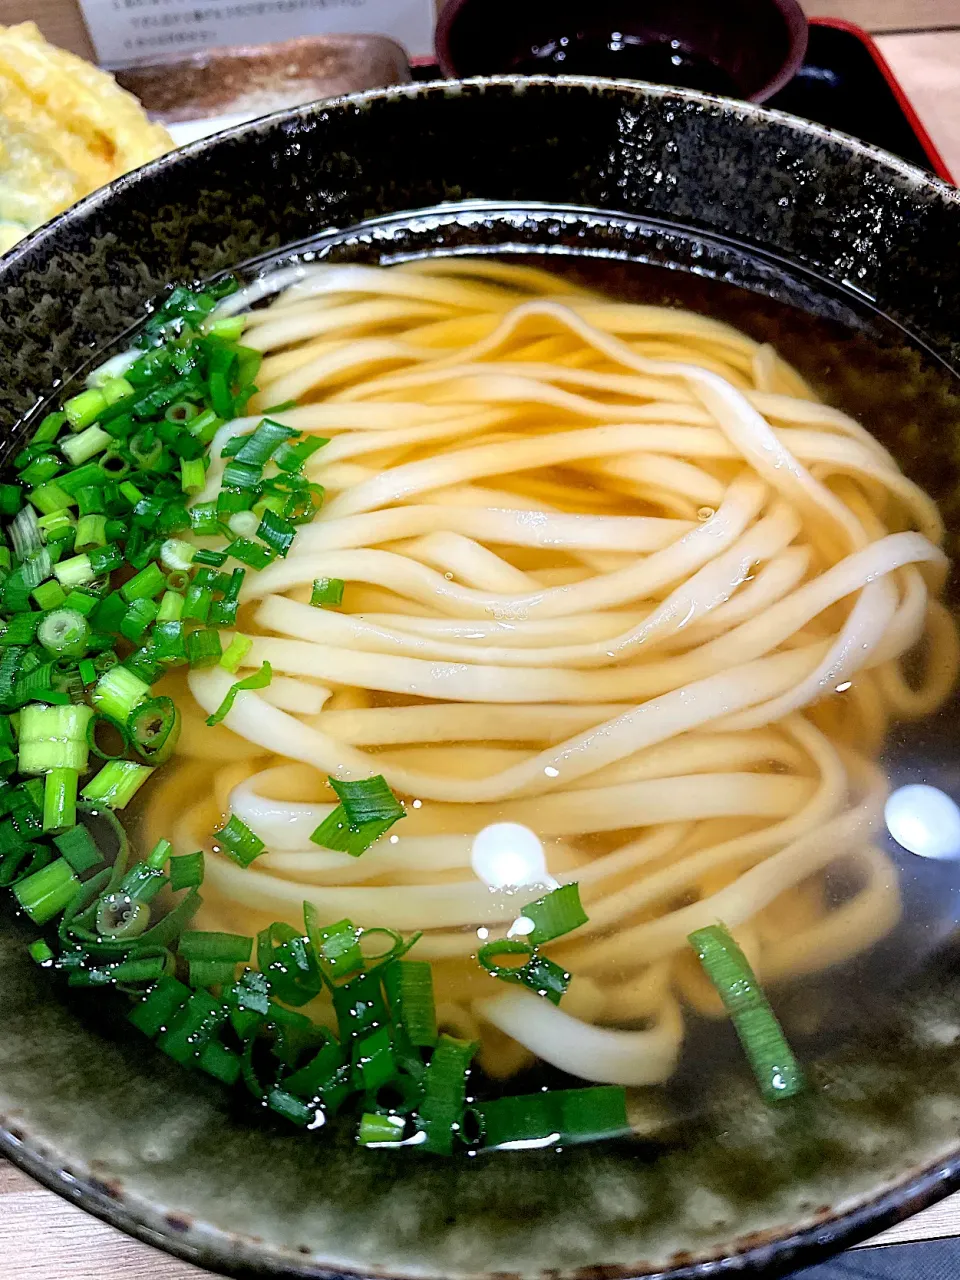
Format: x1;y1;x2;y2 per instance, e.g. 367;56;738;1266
1;76;960;1280
434;0;808;101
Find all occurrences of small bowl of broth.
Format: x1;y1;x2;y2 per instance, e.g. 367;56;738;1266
435;0;808;100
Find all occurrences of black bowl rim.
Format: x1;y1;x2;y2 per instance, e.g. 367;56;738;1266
4;74;959;292
2;73;960;1280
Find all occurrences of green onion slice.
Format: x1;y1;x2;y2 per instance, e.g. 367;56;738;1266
86;712;129;761
205;662;272;727
95;891;150;939
688;923;804;1103
415;1035;478;1155
468;1086;629;1150
310;577;344;608
521;882;588;945
80;760;154;810
383;959;437;1048
169;850;204;890
128;696;181;765
213;814;264;867
478;939;570;1005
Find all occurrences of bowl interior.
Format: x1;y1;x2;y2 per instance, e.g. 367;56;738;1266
5;196;960;1280
434;0;808;100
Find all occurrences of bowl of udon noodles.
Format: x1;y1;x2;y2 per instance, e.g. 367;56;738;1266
1;73;960;1280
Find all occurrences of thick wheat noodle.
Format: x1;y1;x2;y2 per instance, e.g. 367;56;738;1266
137;259;959;1088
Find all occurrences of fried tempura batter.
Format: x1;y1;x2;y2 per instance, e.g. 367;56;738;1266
0;23;172;253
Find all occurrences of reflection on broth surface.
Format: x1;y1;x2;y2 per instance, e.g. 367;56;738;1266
124;255;960;1119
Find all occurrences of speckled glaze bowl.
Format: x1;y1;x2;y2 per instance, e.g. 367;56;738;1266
3;77;960;1280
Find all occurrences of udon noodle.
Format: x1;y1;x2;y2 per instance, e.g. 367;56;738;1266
143;259;960;1088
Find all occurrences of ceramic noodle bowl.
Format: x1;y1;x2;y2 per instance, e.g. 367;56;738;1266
1;77;960;1280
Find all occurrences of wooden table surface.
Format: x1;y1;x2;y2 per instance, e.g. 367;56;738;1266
4;4;960;1278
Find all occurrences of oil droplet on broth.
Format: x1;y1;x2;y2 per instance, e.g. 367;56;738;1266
471;821;558;890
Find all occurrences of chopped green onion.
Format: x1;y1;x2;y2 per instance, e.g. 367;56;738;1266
306;911;363;980
86;712;129;761
234;419;297;466
185;628;222;668
160;539;195;573
181;458;208;491
156;990;228;1066
256;509;295;558
352;1025;395;1092
206;315;245;342
119;598;159;643
193;548;228;569
310;804;401;857
469;1086;629;1150
197;1039;240;1084
165;400;199;424
383;959;437;1048
146;837;172;870
62;589;98;618
80;760;154;809
310;578;344;609
52;554;94;589
20;454;62;487
219;633;252;675
120;561;165;602
181;583;211;623
31;579;67;611
521;883;588;945
1;615;41;646
128;696;181;764
118;862;167;904
156;590;184;624
90;591;127;634
101;375;134;405
91;666;149;721
477;939;570;1005
43;766;78;832
205;662;272;727
213;813;264;867
53;823;104;873
18;703;93;774
152;621;186;665
227;510;259;540
29;938;55;965
38;509;76;544
31;411;67;444
64;387;107;430
179;931;252;963
170;850;204;890
95;892;150;939
415;1035;478;1155
257;921;323;1007
13;856;80;924
688;924;804;1103
77;658;97;687
74;514;108;551
189;501;222;536
62;425;112;467
29;482;74;515
225;538;275;570
357;1112;405;1145
331;775;405;827
128;975;189;1038
274;435;327;474
188;959;237;989
267;1089;314;1127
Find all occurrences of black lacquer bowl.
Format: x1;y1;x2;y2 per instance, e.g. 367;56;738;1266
3;77;960;1280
